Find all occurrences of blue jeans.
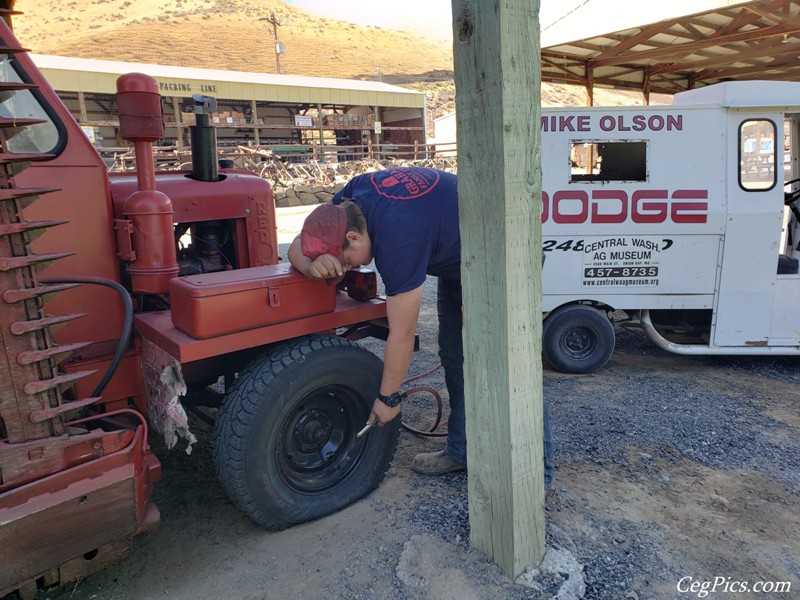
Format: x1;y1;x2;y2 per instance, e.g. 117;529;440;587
437;276;556;489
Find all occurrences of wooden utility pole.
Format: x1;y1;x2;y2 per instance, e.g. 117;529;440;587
451;0;544;578
260;12;283;74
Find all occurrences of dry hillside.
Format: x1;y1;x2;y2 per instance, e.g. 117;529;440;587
12;0;667;128
13;0;453;80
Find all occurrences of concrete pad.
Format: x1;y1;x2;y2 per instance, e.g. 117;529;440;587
275;204;318;244
396;530;585;600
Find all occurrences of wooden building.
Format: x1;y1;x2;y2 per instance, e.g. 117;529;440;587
31;54;427;159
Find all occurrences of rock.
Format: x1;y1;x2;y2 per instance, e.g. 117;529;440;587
516;547;586;599
297;191;318;205
710;493;730;509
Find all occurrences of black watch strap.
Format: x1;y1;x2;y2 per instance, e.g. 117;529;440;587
378;391;405;407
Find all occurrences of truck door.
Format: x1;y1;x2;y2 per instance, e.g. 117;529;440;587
712;115;784;347
768;115;800;345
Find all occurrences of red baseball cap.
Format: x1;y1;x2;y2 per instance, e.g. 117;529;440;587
300;203;347;285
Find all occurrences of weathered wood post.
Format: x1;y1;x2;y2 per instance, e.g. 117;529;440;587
172;96;184;150
451;0;545;577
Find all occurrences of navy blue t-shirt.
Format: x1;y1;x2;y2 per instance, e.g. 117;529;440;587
332;167;460;296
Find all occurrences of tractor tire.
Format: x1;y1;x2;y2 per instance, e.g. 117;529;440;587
213;335;399;530
543;304;615;374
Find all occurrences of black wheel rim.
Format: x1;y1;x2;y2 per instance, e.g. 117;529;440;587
560;325;597;360
276;385;367;494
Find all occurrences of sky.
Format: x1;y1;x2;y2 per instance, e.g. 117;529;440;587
286;0;743;45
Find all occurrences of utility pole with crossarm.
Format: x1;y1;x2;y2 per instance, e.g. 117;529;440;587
259;12;284;74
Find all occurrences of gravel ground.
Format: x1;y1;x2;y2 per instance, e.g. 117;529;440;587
544;327;800;598
16;235;800;600
554;330;799;472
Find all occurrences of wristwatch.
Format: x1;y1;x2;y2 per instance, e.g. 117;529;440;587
378;391;405;407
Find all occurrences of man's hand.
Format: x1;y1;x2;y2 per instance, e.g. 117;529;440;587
308;253;343;281
369;398;402;426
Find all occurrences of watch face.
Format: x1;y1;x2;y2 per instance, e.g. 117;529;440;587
388;392;405;407
380;392;404;407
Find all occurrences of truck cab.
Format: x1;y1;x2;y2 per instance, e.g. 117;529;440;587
540;81;800;372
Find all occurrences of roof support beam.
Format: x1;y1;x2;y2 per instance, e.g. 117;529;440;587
537;1;800;100
586;64;594;106
741;0;792;24
592;21;675;61
716;6;765;35
649;39;796;75
590;17;800;67
677;19;709;40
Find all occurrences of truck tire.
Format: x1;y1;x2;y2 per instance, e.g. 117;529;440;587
543;304;615;374
213;335;399;530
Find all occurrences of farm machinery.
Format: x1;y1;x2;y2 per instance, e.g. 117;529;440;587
0;3;396;597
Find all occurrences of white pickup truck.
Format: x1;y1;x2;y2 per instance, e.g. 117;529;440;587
540;80;800;373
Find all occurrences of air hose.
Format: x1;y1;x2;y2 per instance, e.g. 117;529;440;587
41;276;134;397
400;363;448;437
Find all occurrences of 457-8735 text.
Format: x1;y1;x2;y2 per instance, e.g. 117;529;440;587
585;267;659;278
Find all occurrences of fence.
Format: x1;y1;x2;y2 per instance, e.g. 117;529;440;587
103;140;458;173
101;141;459;205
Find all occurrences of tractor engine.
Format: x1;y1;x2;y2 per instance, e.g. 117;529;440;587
109;88;278;296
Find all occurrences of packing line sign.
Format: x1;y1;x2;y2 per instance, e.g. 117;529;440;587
542;236;673;288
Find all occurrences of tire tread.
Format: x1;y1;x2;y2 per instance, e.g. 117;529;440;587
213;335;398;530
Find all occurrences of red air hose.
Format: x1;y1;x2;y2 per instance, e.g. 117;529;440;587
400;363;447;437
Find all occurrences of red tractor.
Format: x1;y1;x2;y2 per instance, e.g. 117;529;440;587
0;4;398;597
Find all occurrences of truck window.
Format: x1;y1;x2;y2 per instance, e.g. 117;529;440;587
783;117;794;182
570;141;647;182
739;119;776;191
0;53;63;155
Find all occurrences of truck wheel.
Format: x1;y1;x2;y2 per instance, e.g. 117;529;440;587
543;305;615;374
213;335;399;530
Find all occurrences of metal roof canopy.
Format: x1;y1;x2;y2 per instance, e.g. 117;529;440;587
29;54;424;110
542;0;800;102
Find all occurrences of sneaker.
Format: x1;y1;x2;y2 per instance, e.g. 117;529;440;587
411;450;466;475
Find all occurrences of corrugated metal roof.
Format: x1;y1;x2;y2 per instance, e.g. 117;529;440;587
30;54;425;109
541;0;800;97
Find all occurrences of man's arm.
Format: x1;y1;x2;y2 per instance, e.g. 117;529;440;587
287;234;343;281
370;284;424;425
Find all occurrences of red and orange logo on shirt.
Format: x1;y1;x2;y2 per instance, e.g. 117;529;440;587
371;168;440;199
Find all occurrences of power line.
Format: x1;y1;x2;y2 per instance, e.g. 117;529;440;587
542;0;594;32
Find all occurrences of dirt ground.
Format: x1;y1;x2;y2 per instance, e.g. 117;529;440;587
16;207;799;600
27;320;798;599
